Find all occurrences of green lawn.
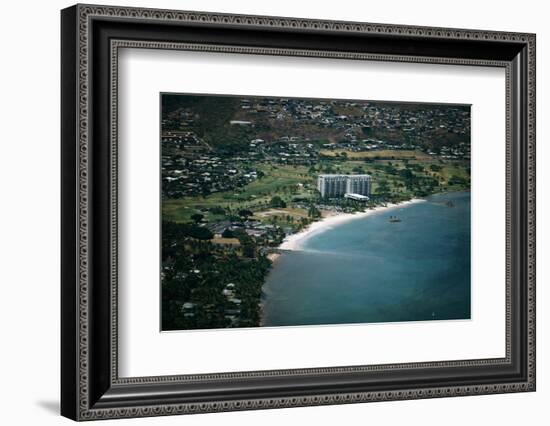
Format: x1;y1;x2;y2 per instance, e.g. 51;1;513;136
320;149;433;161
163;158;470;223
163;164;316;223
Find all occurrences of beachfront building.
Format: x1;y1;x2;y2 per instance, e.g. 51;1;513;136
317;174;372;198
345;175;372;196
317;174;348;198
344;193;370;202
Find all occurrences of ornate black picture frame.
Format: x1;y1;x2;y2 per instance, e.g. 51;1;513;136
61;4;536;421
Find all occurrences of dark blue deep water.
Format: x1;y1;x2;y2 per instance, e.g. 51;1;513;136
261;191;471;326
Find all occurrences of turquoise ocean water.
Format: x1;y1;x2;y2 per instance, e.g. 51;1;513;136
261;191;471;327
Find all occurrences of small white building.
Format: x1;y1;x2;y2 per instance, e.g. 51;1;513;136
344;193;370;202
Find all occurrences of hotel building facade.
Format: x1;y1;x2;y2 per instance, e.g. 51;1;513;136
317;174;372;198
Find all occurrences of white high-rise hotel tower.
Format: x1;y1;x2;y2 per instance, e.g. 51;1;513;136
317;174;372;198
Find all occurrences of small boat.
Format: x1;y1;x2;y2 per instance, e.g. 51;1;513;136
388;215;401;223
446;201;455;207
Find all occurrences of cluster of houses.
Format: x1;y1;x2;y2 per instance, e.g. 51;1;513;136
161;97;470;199
360;103;470;137
258;138;318;166
220;283;242;326
208;219;267;237
208;219;285;247
237;97;470;160
434;143;471;160
161;131;263;198
235;97;470;146
179;281;242;326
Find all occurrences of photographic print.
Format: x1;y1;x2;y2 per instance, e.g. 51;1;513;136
161;94;471;331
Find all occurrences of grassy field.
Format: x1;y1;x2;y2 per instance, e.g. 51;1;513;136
257;207;310;217
255;207;310;220
163;164;316;223
163;156;470;223
212;237;240;245
319;149;433;161
319;149;469;187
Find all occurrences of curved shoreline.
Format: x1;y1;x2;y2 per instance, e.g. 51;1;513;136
278;198;426;251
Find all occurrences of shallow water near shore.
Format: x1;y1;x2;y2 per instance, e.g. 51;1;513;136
261;191;471;327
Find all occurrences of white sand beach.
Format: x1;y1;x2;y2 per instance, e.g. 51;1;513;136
266;252;282;262
279;199;426;251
